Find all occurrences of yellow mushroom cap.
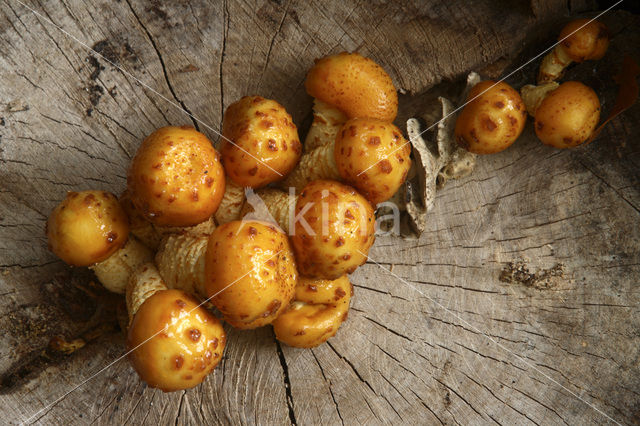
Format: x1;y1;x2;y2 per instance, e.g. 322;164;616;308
204;220;297;329
273;275;352;348
221;96;302;188
334;118;411;205
47;190;129;267
291;180;375;279
455;80;527;154
127;289;225;392
127;126;225;227
559;19;609;63
534;81;600;149
305;52;398;122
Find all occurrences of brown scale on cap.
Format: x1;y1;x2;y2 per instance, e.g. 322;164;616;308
454;81;527;155
538;19;609;84
221;96;302;187
47;190;129;266
204;220;297;329
523;81;600;149
127;126;225;227
291;180;375;279
127;289;225;392
273;275;352;348
305;52;398;122
334;118;412;205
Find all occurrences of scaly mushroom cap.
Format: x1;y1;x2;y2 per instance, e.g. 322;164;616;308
291;180;375;279
127;289;225;392
534;81;600;149
455;81;527;154
305;52;398;122
204;220;297;329
47;190;129;267
273;275;352;348
334;118;411;205
559;19;609;63
127;126;225;227
221;96;302;188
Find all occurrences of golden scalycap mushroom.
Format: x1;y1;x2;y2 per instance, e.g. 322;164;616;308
334;118;411;205
533;81;600;149
221;96;302;187
538;19;609;83
127;289;225;392
273;275;352;348
305;52;398;122
291;180;375;279
455;80;527;154
204;220;297;329
47;190;129;267
559;19;609;63
127;126;225;227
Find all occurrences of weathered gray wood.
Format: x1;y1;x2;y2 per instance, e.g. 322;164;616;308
0;0;638;424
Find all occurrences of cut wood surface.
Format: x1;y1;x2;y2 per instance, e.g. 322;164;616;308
0;0;639;424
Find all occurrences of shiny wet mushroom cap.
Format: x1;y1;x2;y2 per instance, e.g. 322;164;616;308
127;126;225;227
334;117;412;206
127;289;225;392
204;220;297;329
291;180;375;279
47;190;129;267
454;80;527;155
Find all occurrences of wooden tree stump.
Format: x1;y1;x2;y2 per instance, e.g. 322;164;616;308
0;1;638;424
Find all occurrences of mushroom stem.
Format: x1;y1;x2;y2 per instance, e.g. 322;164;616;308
521;82;560;116
126;262;168;324
156;233;209;298
538;45;573;84
240;188;296;234
304;99;348;152
279;141;340;192
89;237;153;294
214;180;246;225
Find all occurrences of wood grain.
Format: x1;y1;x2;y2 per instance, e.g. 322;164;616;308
0;0;638;424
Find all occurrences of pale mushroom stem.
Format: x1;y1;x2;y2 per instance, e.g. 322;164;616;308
279;141;340;192
89;237;154;294
214;179;246;225
126;262;168;324
537;45;573;84
520;82;560;116
156;233;209;298
304;99;348;152
241;188;296;234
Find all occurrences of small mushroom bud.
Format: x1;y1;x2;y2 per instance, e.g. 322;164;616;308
215;96;302;225
455;80;527;154
127;276;225;392
120;190;216;251
273;275;352;348
334;118;412;205
521;81;600;148
127;126;225;227
538;19;609;84
291;180;375;279
204;220;297;329
46;190;153;293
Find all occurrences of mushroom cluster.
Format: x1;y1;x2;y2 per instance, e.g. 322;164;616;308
44;15;615;392
45;51;415;392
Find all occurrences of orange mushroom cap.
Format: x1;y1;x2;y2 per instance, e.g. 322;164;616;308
334;118;411;205
127;289;225;392
455;81;527;154
305;52;398;122
127;126;225;227
559;19;609;63
221;96;302;188
47;190;129;267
